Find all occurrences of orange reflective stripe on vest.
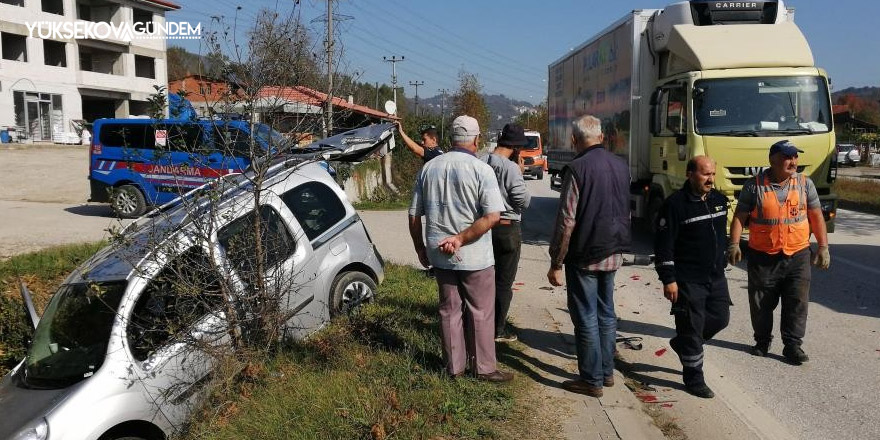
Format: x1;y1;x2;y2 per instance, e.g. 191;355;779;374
748;172;810;255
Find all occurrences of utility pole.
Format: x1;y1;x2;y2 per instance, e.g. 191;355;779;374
409;80;424;116
380;55;404;194
324;0;333;137
438;88;449;144
374;81;379;110
382;55;405;107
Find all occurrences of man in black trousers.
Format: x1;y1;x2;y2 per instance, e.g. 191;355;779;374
654;155;730;398
484;123;531;342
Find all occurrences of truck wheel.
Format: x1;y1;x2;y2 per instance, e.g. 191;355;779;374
111;185;147;219
645;195;664;234
330;271;377;317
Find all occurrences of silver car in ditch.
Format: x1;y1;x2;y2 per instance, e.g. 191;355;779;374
0;124;393;440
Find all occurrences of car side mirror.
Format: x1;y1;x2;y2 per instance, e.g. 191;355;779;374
19;281;40;331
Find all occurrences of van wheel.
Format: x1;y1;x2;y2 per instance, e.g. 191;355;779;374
111;185;147;219
330;272;376;317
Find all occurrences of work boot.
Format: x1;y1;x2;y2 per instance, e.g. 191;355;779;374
783;345;810;365
562;379;604;398
685;382;715;399
750;342;770;357
494;328;518;343
603;376;615;387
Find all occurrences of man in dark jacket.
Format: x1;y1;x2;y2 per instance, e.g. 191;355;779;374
548;115;631;398
654;155;730;399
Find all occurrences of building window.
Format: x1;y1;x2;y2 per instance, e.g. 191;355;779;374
76;0;120;24
43;40;67;67
1;33;28;62
79;45;123;75
0;0;25;7
42;0;64;15
135;55;155;79
133;8;154;33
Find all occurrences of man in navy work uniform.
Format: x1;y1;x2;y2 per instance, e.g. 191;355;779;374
408;114;513;382
547;115;631;398
654;156;730;399
484;123;531;342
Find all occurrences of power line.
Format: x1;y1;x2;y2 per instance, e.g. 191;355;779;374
409;80;424;115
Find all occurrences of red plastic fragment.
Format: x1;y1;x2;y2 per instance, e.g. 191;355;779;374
654;348;667;357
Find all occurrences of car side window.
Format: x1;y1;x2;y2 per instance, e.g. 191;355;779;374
218;205;296;281
281;182;347;241
127;247;225;362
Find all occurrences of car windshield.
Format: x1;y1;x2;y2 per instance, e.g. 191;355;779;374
24;281;127;389
694;76;832;136
254;124;289;150
524;135;540;150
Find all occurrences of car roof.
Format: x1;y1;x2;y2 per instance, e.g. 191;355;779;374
68;160;335;284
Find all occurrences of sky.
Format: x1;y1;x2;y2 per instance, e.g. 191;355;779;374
169;0;880;105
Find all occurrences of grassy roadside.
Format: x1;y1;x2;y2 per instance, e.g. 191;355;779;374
1;246;559;438
834;177;880;216
186;264;559;439
0;242;107;374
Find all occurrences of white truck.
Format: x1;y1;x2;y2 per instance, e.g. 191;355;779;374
547;0;838;231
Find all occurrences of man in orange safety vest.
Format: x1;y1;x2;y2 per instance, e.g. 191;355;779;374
728;139;830;365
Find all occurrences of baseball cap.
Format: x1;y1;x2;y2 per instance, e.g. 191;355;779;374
451;115;480;143
769;140;804;157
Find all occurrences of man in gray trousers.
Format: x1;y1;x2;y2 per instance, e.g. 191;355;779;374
484;123;531;342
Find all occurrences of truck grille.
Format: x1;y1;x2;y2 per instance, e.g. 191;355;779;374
725;166;806;187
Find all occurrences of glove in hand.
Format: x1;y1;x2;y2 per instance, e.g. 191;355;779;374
728;242;742;265
812;245;830;269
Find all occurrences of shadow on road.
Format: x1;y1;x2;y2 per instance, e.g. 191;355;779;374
521;196;558;246
64;204;114;218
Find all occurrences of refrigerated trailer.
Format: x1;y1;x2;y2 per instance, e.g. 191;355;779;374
546;0;838;231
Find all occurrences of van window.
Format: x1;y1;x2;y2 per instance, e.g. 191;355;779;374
164;123;213;154
99;123;155;149
127;248;225;362
218;206;296;282
281;182;346;241
214;126;253;157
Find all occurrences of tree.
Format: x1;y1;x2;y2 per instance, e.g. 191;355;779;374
515;101;549;143
453;71;490;140
836;94;880;126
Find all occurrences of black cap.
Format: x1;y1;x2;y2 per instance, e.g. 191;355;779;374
497;123;527;147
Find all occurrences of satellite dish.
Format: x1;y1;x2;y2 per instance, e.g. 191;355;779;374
384;100;397;116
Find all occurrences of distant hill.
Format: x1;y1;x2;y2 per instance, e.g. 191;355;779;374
831;86;880;102
408;94;537;132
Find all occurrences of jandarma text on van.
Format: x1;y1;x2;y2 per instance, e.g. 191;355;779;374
25;21;202;40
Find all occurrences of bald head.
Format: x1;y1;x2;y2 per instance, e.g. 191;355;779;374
686;156;716;197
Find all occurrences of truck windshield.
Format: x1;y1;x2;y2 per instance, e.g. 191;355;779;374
23;281;127;389
524;135;541;150
694;76;831;136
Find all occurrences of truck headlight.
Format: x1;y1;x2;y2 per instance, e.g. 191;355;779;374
14;418;49;440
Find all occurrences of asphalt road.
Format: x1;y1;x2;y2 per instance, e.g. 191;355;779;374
519;177;880;440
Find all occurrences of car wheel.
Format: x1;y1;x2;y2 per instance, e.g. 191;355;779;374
536;169;544;180
330;271;377;317
111;184;147;219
